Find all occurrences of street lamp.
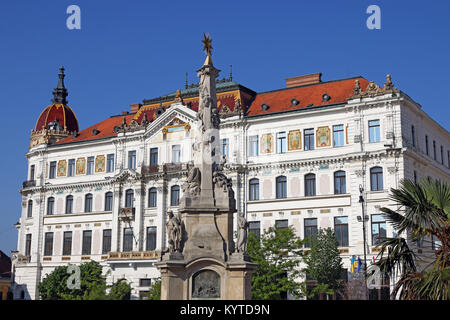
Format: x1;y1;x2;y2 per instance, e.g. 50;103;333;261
358;184;369;299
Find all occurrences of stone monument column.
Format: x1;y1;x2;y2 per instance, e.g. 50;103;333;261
155;34;256;300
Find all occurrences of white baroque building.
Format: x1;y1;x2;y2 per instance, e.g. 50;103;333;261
11;68;449;300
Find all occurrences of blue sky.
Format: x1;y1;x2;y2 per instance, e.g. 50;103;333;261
0;0;449;256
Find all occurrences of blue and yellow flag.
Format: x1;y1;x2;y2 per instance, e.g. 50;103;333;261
357;257;362;273
351;256;357;273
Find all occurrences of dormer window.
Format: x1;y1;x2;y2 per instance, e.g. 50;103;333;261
322;93;331;102
261;103;270;111
291;98;299;106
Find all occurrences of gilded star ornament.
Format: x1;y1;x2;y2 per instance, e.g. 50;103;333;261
202;33;213;56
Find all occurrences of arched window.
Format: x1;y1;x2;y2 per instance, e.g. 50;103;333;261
65;195;73;214
148;187;157;208
27;200;33;218
105;192;113;211
47;197;55;215
85;193;93;212
370;167;383;191
305;173;316;196
334;171;346;194
276;176;287;199
249;178;259;201
170;185;180;206
125;189;134;208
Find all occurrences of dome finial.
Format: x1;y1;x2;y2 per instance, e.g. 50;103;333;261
52;66;68;105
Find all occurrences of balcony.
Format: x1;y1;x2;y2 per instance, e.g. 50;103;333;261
22;180;36;189
119;207;135;221
106;251;158;261
163;163;182;172
141;165;160;174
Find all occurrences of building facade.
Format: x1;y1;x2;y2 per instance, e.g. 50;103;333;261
12;68;449;300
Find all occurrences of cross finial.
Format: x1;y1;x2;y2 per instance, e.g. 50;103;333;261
202;33;213;56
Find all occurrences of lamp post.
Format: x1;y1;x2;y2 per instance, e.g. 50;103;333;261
358;184;369;299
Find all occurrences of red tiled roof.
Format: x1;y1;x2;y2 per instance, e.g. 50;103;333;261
247;77;369;116
52;76;370;145
54;114;135;145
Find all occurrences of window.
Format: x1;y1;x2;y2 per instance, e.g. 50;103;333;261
146;226;157;251
47;197;55;215
172;145;181;163
334;171;346;194
44;233;54;256
433;140;436;160
63;231;72;256
371;214;387;245
128;151;136;169
370;167;383;191
106;154;115;172
411;125;416;147
49;161;56;179
304;218;318;248
334;217;348;247
304;128;315;151
125;189;134;208
440;146;444;165
249;178;259;201
221;138;229;158
105;192;113;211
25;234;32;257
150;148;158;166
123;228;133;252
68;159;75;177
425;136;429;155
30;165;35;181
431;234;442;251
27;200;33;218
171;185;180;206
333;125;344;147
85;193;93;212
102;229;112;254
66;195;73;214
82;230;92;255
275;219;288;230
368;120;380;143
276;176;287;199
249;135;259;157
248;221;261;239
305;173;316;196
87;156;94;175
148;187;157;207
277;132;286;154
139;279;152;287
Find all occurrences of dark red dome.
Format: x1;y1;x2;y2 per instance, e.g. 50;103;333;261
35;104;79;132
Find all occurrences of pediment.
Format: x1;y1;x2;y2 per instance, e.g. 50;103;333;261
143;103;198;140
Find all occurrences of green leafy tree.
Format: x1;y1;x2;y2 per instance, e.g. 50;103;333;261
247;226;306;300
304;228;344;299
38;261;131;300
375;178;449;300
146;278;161;300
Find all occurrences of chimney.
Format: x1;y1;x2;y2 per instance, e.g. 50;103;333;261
130;103;142;113
285;73;322;88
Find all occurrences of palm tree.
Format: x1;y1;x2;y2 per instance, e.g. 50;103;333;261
373;178;449;300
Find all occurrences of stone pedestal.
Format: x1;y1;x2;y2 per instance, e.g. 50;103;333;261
156;254;256;300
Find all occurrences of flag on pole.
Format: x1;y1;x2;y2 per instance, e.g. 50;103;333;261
351;256;357;273
357;257;362;272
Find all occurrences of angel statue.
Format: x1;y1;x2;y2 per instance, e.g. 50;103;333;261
166;210;182;252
